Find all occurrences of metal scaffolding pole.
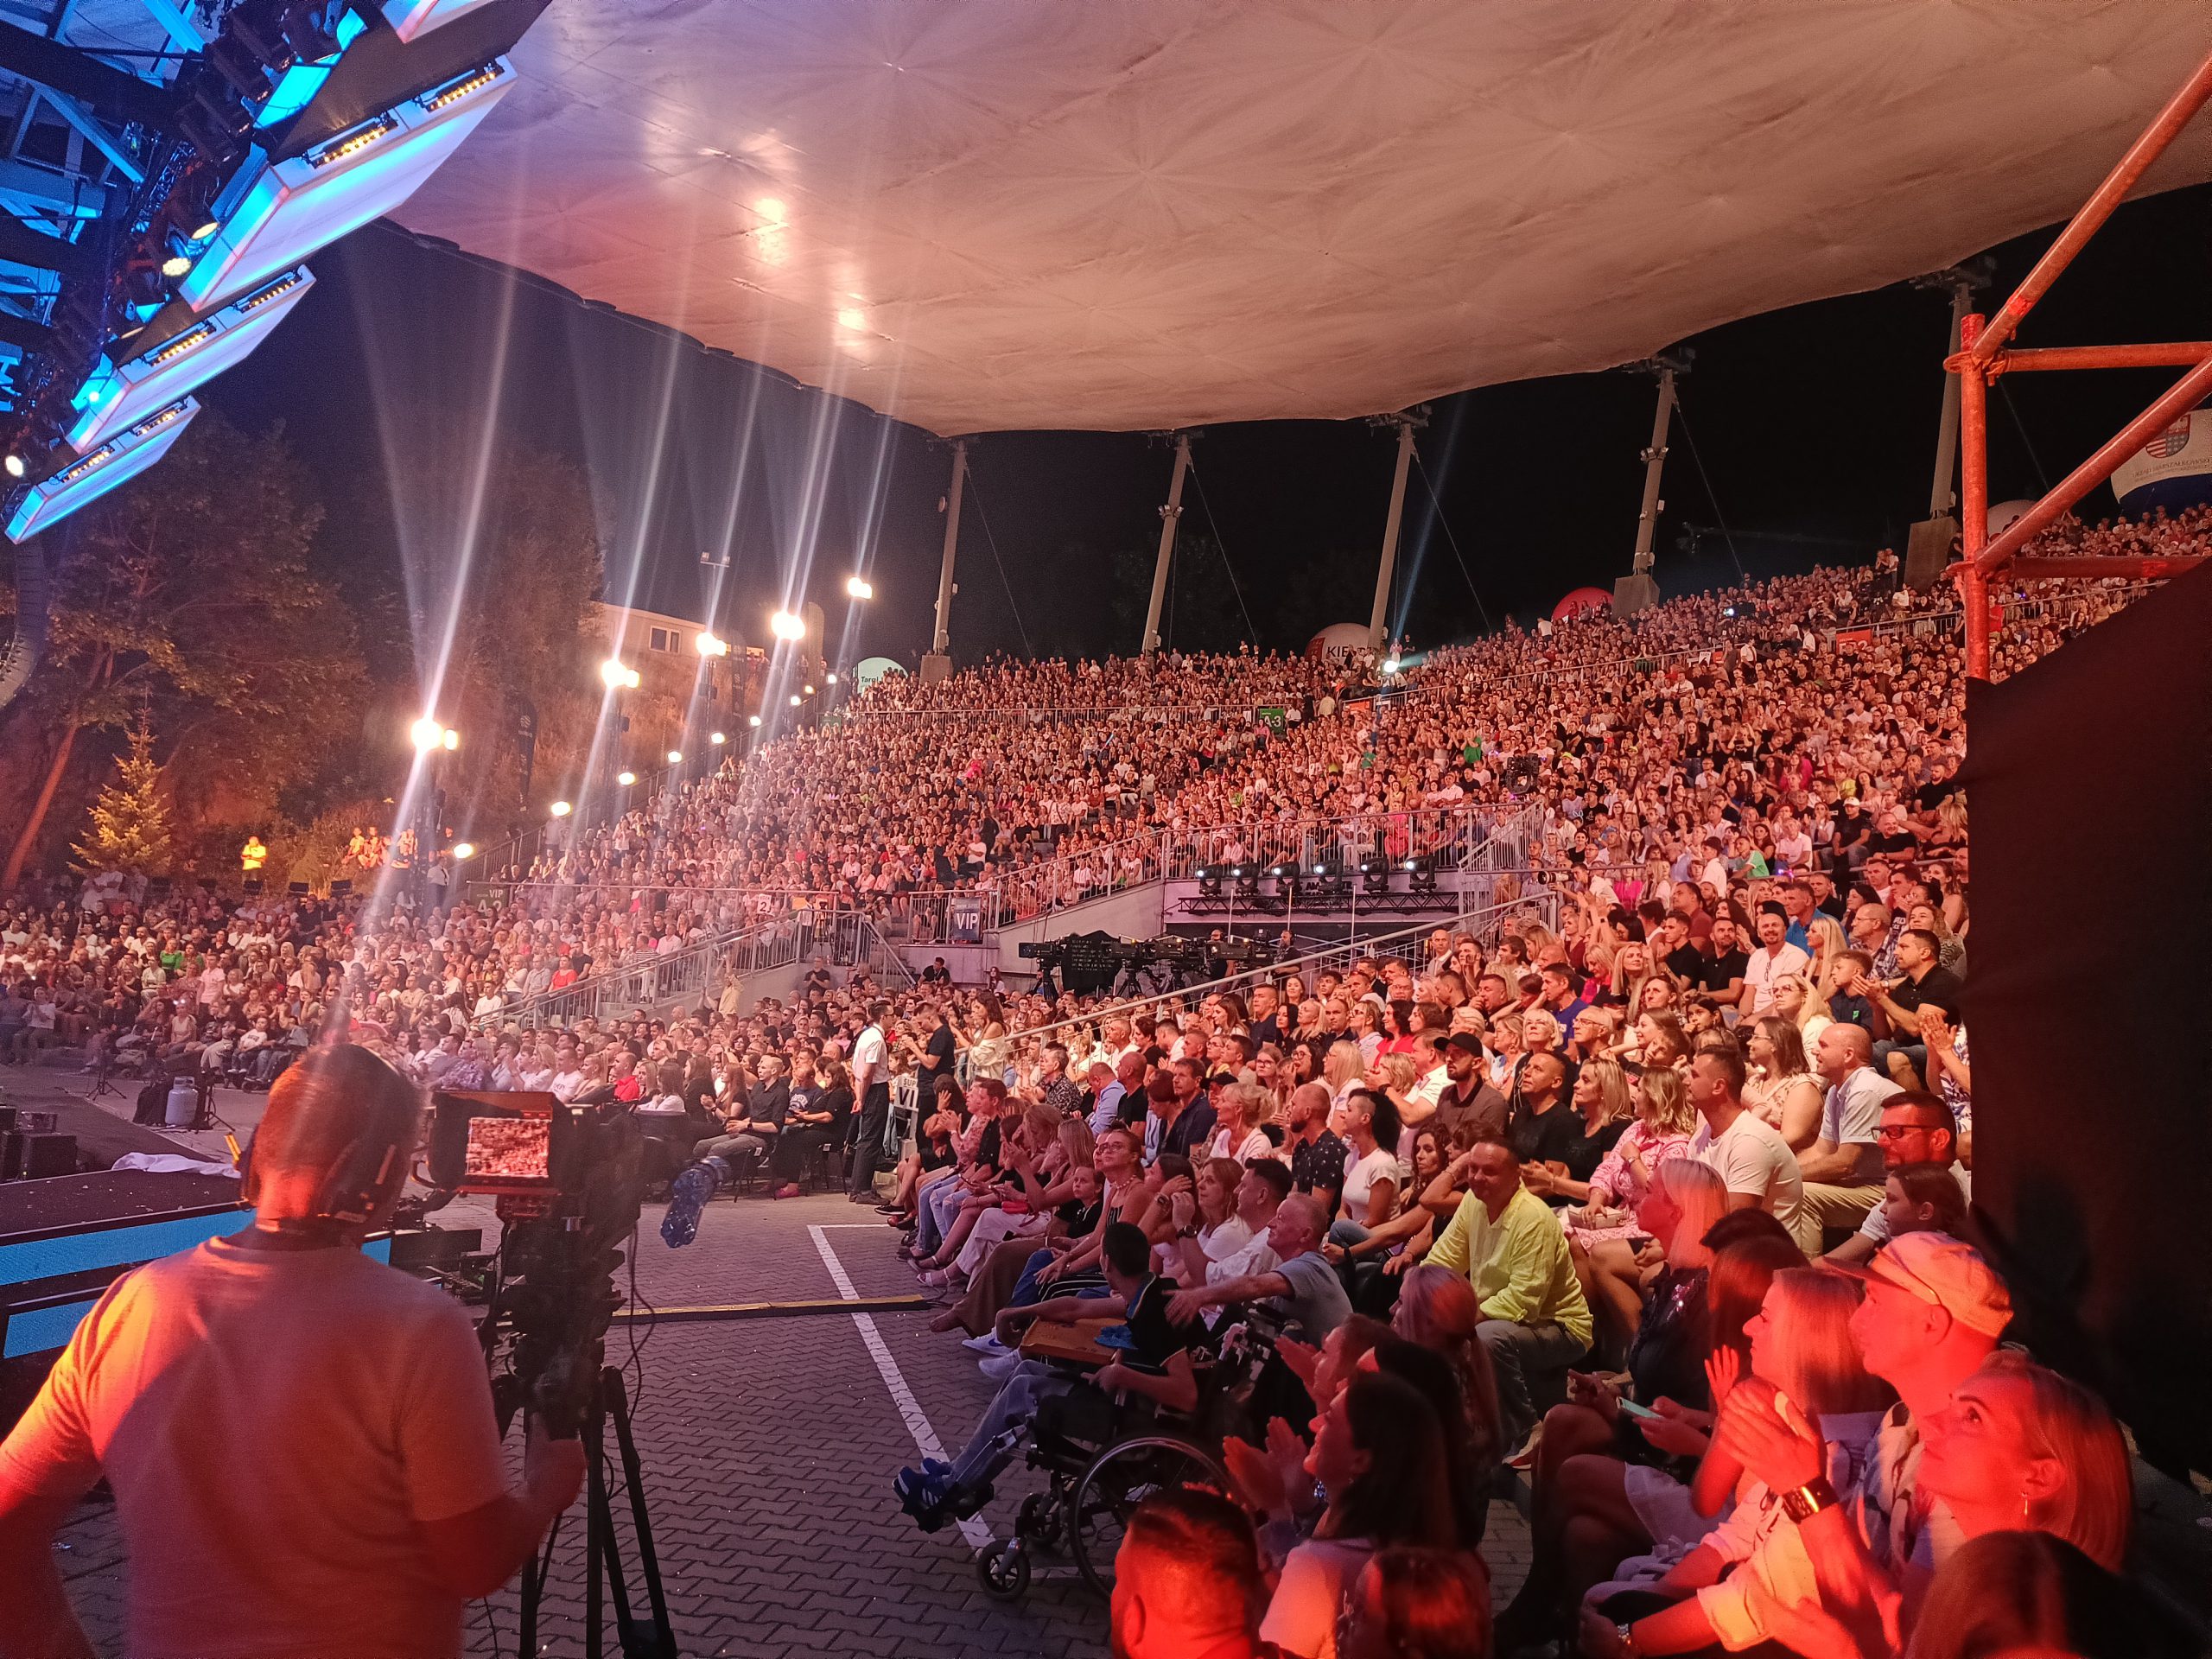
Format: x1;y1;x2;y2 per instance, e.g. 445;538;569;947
1367;412;1423;652
923;439;968;677
1141;433;1192;654
1630;367;1677;575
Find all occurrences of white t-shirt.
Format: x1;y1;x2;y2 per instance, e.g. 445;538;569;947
1262;1537;1376;1659
0;1237;510;1659
1742;942;1812;1018
1693;1109;1806;1236
1340;1146;1401;1226
1210;1125;1274;1165
852;1024;887;1089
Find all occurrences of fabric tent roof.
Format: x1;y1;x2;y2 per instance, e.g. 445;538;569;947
395;1;2212;437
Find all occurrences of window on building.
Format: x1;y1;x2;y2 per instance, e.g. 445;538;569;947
648;626;680;652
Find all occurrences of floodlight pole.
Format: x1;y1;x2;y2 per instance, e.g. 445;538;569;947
1630;365;1678;575
1141;432;1193;654
924;439;967;680
1367;410;1426;653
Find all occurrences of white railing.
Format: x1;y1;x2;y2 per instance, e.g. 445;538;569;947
477;901;910;1031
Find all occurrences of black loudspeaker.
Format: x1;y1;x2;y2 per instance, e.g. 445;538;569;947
2;1132;78;1180
1904;515;1958;591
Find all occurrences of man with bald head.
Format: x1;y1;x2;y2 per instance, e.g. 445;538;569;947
1282;1080;1349;1216
1419;1137;1592;1453
1793;1021;1897;1251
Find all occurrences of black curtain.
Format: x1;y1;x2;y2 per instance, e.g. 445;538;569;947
1961;562;2212;1476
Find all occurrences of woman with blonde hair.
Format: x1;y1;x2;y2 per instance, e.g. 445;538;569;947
1484;1010;1523;1093
1517;1007;1560;1058
1389;1264;1504;1474
1588;1269;1896;1659
1769;970;1832;1055
1803;912;1848;984
1323;1039;1367;1110
1522;1058;1634;1208
1564;1065;1700;1261
1208;1080;1275;1164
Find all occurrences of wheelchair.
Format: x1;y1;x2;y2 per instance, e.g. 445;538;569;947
971;1309;1283;1603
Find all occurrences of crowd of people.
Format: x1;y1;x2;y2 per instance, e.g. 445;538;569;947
0;517;2199;1658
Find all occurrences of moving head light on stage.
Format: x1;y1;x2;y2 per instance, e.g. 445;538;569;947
67;270;313;453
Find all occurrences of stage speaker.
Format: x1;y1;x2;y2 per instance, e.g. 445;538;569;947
918;652;952;684
1612;573;1659;616
1904;516;1958;591
2;1132;78;1180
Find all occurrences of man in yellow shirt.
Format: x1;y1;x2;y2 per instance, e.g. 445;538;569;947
1421;1139;1592;1454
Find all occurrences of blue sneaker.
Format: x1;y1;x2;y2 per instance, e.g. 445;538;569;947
659;1161;717;1248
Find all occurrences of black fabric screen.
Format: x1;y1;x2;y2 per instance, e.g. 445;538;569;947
1961;562;2212;1475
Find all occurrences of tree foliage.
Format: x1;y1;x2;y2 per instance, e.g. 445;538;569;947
70;722;172;874
2;410;366;877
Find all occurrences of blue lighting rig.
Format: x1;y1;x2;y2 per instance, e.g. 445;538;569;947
0;0;544;543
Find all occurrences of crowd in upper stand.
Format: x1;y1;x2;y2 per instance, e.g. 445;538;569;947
0;512;2200;1656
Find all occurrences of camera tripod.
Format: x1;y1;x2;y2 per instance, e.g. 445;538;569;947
518;1365;677;1659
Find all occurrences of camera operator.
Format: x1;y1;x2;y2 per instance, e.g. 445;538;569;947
0;1044;584;1659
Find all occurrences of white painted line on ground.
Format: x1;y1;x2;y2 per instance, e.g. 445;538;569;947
810;1223;992;1548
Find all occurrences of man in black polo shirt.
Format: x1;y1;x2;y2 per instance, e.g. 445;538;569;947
1856;928;1964;1090
1688;914;1749;1014
1281;1081;1348;1215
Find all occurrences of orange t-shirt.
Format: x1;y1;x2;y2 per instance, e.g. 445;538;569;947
0;1236;509;1659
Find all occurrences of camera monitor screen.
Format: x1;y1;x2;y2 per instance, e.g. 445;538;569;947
463;1113;550;1185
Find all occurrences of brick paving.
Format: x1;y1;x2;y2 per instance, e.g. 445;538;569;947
40;1147;1529;1656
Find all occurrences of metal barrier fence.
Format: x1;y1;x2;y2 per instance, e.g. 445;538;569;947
476;904;909;1031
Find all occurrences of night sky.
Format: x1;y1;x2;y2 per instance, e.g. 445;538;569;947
203;180;2212;666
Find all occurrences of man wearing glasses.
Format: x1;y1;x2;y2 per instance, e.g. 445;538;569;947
1824;1091;1965;1266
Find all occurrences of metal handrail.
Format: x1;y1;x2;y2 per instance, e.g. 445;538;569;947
957;889;1559;1081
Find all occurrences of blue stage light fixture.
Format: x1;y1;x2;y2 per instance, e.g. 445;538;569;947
255;10;371;129
67;270;314;454
7;399;200;543
179;56;515;310
381;0;506;41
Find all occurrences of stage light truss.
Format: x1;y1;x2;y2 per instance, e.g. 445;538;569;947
67;265;312;450
0;0;545;541
6;393;197;542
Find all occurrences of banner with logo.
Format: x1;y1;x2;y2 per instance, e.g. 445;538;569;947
2112;404;2212;514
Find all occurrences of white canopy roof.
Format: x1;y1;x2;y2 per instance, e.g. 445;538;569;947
396;1;2212;436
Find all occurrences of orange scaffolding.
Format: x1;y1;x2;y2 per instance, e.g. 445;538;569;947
1951;50;2212;679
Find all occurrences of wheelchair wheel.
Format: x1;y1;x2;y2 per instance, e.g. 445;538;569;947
976;1539;1030;1601
1067;1433;1227;1600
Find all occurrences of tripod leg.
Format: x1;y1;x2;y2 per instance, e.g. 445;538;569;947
518;1514;558;1659
603;1367;678;1658
587;1413;607;1659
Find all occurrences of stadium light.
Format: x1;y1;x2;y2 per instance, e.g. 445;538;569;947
845;575;873;600
709;731;726;745
825;672;837;685
617;770;636;786
748;715;762;728
451;841;474;860
803;683;816;696
789;694;802;707
769;609;805;641
695;630;728;657
667;749;683;764
442;728;459;750
3;454;22;480
549;801;571;818
601;656;640;690
410;715;449;753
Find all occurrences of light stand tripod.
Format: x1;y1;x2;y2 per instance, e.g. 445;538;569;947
77;1032;123;1102
518;1365;677;1659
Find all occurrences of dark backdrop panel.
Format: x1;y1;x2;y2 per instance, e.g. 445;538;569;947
1962;563;2212;1474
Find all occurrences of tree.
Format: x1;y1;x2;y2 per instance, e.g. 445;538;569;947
70;722;173;874
1108;534;1256;655
0;410;366;885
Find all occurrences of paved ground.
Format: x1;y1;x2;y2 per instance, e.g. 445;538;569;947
7;1063;1530;1656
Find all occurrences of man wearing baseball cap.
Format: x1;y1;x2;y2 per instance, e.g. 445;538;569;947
1727;1230;2012;1582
